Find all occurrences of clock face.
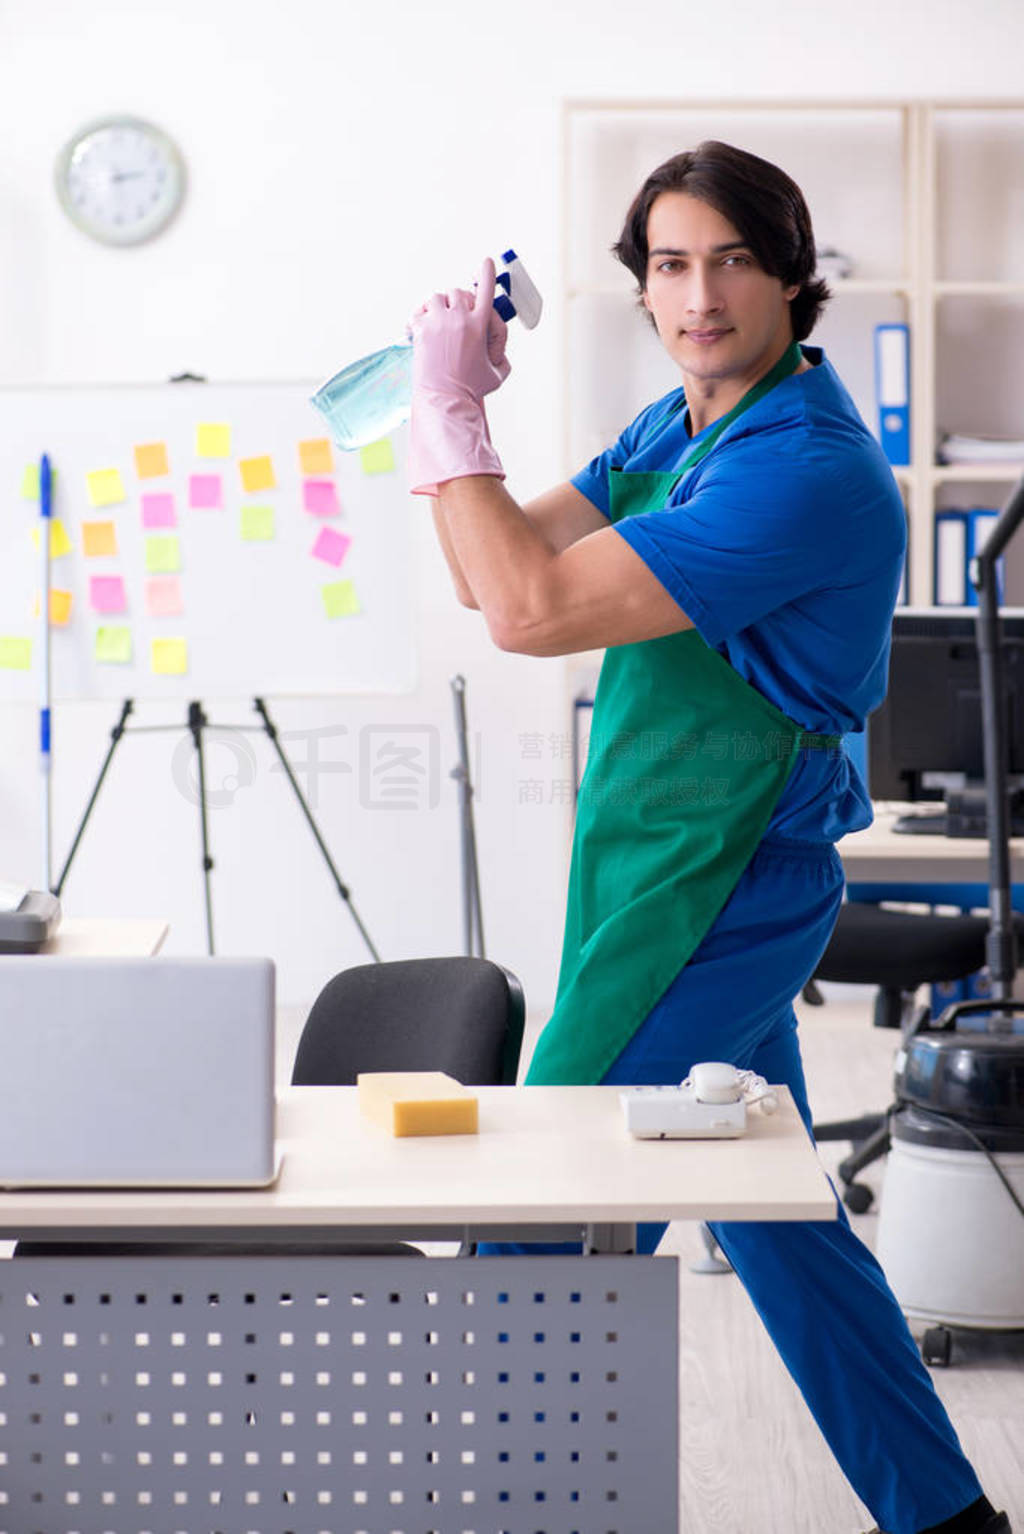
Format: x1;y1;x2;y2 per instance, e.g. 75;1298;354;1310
55;116;185;246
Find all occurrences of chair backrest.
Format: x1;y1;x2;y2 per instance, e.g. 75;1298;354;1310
291;957;526;1087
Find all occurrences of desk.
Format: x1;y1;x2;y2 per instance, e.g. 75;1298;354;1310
839;807;1024;886
0;1087;832;1533
39;916;169;957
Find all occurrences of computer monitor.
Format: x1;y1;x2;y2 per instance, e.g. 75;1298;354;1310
868;609;1024;805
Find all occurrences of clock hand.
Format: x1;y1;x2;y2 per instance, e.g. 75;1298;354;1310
111;171;145;183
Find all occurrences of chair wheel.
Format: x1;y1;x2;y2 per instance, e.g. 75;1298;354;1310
843;1182;874;1214
921;1326;953;1368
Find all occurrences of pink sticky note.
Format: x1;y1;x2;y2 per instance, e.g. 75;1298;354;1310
142;491;177;529
303;478;341;517
189;473;223;509
311;525;353;567
144;575;184;618
89;575;127;615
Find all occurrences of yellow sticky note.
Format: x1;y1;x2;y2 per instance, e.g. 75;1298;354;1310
197;422;232;458
134;441;169;478
241;504;275;542
31;519;73;558
359;438;395;475
33;590;73;626
82;520;118;557
151;637;188;675
299;438;334;475
239;455;276;492
145;534;181;573
0;636;32;670
94;625;133;665
322;579;361;619
86;468;126;507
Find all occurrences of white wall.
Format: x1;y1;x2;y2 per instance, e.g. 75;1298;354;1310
1;0;1022;1008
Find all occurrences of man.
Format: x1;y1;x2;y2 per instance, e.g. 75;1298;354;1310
407;141;1010;1534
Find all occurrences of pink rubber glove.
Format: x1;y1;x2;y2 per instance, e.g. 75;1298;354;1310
407;257;511;497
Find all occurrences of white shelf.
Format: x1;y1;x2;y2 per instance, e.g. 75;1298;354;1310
829;278;913;294
933;464;1024;483
934;282;1024;297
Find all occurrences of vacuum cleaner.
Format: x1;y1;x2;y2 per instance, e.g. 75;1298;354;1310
875;476;1024;1366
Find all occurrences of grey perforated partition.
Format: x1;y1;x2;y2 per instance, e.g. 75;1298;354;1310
0;1255;678;1534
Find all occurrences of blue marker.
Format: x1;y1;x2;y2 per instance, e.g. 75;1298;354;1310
39;453;53;888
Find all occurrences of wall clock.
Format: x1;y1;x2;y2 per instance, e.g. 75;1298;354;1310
55;116;186;246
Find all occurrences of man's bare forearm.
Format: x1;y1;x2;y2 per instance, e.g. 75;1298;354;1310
431;502;479;608
438;476;557;642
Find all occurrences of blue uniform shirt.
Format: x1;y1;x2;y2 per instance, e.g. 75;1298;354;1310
571;348;906;843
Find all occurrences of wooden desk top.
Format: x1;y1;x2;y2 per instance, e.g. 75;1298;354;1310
0;1085;836;1237
839;808;1024;884
39;917;170;957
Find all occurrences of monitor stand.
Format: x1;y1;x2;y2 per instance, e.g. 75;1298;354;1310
893;787;1024;840
893;810;949;836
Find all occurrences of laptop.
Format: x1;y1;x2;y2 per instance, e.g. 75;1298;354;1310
0;956;277;1188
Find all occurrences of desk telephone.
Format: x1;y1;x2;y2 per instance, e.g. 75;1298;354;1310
621;1062;779;1139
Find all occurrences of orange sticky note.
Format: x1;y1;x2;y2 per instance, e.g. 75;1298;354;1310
32;590;73;626
49;589;73;626
82;520;118;557
299;438;334;475
239;455;276;492
134;441;170;478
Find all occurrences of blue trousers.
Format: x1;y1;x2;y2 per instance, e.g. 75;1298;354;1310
485;840;985;1534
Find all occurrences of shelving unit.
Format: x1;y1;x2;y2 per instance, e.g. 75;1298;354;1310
562;100;1024;608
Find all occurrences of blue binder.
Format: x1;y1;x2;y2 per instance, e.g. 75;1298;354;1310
964;507;1003;606
874;323;911;467
934;509;968;605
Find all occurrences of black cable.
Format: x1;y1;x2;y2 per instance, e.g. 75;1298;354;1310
896;1104;1024;1222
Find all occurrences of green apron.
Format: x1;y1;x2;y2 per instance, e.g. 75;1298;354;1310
526;343;839;1085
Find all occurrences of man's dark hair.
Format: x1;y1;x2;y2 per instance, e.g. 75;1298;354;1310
612;140;830;342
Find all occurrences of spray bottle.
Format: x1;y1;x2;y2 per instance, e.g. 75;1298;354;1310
310;250;542;451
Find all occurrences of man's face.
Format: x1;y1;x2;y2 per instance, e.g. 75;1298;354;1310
642;192;799;394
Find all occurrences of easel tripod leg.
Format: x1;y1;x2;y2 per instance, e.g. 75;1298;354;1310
187;701;216;956
251;698;380;962
52;699;134;899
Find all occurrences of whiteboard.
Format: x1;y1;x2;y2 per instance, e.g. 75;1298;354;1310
0;382;416;701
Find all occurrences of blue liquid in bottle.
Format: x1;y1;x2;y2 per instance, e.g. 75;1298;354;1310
310;340;415;451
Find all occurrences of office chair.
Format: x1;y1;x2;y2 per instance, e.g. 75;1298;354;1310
16;956;526;1259
808;902;993;1211
292;955;525;1089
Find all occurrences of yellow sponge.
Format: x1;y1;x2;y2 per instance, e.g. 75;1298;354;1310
357;1071;479;1137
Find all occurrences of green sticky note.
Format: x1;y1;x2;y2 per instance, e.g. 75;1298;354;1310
359;438;395;475
241;504;275;541
0;636;32;670
20;464;58;499
145;533;181;573
94;626;133;665
321;579;361;619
